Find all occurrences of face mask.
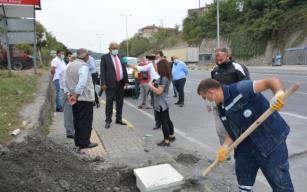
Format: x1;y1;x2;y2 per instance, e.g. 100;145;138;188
206;93;216;107
154;59;160;64
174;59;178;63
60;55;65;60
111;49;118;55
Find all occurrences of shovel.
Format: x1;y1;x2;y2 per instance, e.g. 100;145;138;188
188;83;300;184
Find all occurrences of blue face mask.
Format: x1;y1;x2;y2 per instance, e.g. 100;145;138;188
111;49;118;55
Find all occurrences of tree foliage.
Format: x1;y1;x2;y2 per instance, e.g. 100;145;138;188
119;28;179;57
183;0;307;59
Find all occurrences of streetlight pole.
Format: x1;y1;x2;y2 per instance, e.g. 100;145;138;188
96;33;104;53
217;0;220;48
121;13;132;57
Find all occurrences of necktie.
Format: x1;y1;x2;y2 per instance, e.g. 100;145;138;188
113;55;121;81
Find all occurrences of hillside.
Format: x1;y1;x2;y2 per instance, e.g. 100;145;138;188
183;0;307;59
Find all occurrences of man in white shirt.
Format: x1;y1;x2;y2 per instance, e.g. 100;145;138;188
129;52;162;130
50;50;66;112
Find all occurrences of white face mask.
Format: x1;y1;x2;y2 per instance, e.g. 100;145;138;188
174;59;178;63
111;49;118;55
60;55;65;60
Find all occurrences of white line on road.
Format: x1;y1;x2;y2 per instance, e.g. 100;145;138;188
295;91;307;95
280;112;307;120
124;100;216;154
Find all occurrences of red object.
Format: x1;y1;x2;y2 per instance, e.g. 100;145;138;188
113;55;121;81
138;63;151;85
0;0;41;8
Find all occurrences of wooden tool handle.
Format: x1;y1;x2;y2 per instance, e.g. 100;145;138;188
203;160;219;176
203;83;300;177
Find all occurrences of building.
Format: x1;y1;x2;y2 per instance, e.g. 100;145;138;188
284;46;307;65
187;4;210;17
138;25;177;39
138;25;160;38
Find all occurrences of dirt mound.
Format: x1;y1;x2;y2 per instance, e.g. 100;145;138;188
175;153;201;165
0;137;138;192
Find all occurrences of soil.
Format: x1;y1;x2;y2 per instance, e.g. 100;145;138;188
175;153;201;165
0;137;138;192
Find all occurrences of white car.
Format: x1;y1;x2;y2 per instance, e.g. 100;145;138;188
95;57;137;91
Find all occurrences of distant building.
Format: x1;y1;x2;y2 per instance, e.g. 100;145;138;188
138;25;177;39
188;4;210;17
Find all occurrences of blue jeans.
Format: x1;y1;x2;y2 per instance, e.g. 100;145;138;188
54;79;62;110
235;141;294;192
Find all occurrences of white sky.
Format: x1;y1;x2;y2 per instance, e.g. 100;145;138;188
37;0;212;53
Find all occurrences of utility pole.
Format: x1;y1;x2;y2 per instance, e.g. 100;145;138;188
199;0;201;8
121;13;132;57
216;0;220;48
160;19;164;28
96;33;104;53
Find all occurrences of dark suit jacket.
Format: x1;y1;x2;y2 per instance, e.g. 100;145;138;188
100;53;128;88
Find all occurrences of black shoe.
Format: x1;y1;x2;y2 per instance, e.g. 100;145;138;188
105;122;111;129
173;95;177;97
79;143;98;149
56;108;63;112
157;140;170;147
179;103;184;107
169;136;176;142
96;103;100;108
174;102;180;105
66;135;74;139
115;121;127;125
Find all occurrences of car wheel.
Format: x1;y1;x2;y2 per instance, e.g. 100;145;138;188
12;60;23;71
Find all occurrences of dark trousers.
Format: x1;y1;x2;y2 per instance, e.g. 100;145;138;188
91;73;99;104
151;90;161;128
174;78;186;104
105;81;124;123
235;142;294;191
156;108;174;140
172;80;178;96
72;101;93;147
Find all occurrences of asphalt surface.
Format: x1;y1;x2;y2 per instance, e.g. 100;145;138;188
119;67;307;192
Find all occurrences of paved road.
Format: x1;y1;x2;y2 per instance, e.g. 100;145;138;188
120;67;307;191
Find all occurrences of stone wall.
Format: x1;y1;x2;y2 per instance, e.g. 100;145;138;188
199;33;307;66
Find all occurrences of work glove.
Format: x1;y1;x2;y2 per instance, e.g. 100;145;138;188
216;145;229;163
270;90;285;111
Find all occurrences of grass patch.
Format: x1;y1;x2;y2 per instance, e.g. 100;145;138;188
0;71;37;143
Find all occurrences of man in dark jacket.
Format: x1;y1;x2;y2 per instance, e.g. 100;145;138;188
100;42;128;129
211;48;250;145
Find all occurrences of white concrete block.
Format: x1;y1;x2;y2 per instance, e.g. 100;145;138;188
134;163;184;192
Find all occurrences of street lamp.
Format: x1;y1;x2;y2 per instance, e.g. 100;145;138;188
121;13;132;57
217;0;220;48
96;33;104;53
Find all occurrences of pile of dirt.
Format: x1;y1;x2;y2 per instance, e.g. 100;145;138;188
0;137;138;192
175;153;201;165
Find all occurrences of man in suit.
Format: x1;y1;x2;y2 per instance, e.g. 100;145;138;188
100;42;128;128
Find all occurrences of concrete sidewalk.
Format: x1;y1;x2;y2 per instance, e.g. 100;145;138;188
48;100;174;167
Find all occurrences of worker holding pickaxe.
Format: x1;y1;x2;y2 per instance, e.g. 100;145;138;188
197;78;295;192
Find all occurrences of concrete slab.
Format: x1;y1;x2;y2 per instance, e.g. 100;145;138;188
134;164;184;192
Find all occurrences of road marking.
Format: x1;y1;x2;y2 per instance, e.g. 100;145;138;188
124;100;216;154
280;112;307;120
296;91;307;95
100;99;134;128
